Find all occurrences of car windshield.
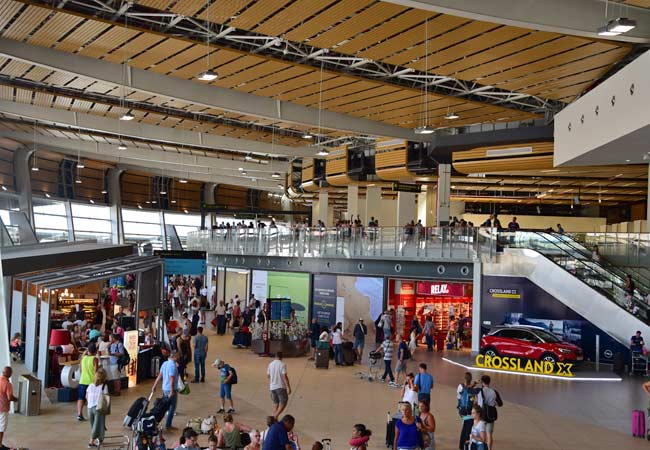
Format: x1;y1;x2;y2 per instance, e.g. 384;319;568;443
532;329;561;343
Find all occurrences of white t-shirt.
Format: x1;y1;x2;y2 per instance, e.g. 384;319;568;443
470;420;486;444
319;331;330;342
267;359;287;391
402;383;418;406
332;330;343;345
215;305;226;315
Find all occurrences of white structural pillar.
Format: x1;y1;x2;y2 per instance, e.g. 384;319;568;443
317;191;329;226
202;183;218;229
13;146;34;226
0;265;9;374
437;164;451;226
365;186;381;225
396;192;417;226
417;187;437;226
471;261;482;354
347;185;359;221
108;168;124;245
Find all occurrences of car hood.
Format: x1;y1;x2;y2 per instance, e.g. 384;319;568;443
554;342;581;352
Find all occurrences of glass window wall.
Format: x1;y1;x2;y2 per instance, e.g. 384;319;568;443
123;208;164;250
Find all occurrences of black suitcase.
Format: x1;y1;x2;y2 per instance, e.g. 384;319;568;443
342;345;356;366
316;349;329;369
124;396;148;428
149;396;170;423
385;418;396;448
458;417;473;450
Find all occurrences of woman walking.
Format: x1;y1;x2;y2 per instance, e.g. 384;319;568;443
466;404;488;450
393;402;421;450
418;401;436;450
349;424;372;450
86;368;109;448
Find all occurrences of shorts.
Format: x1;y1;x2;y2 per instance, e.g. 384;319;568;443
270;388;288;405
0;411;7;432
78;383;89;400
485;421;495;433
220;383;232;399
354;338;365;350
310;338;317;349
395;360;407;373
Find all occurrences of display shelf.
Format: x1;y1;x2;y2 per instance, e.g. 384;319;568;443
57;297;97;323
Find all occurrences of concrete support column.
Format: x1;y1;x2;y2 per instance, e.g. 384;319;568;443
318;191;329;226
365;185;381;226
0;273;9;373
201;182;217;230
437;163;451;226
471;261;482;355
281;195;292;225
108;168;124;245
396;192;416;226
13;146;34;226
417;187;437;226
646;164;650;233
347;185;359;221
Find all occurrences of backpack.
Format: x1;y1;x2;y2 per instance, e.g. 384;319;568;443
457;385;475;416
401;343;411;360
227;365;238;385
137;414;158;436
149;396;170;423
201;415;217;434
481;388;499;423
116;343;130;368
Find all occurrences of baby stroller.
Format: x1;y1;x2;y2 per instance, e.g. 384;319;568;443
356;351;382;382
123;393;168;450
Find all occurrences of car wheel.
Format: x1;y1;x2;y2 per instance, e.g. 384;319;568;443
540;353;558;365
482;347;499;358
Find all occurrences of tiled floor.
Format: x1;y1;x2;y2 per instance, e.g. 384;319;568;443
5;331;650;450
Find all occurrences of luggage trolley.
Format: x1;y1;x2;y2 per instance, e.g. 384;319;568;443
97;435;130;450
631;351;649;376
356;351;381;381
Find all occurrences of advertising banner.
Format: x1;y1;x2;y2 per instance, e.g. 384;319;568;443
312;274;337;328
155;250;207;276
252;271;310;324
416;281;466;297
124;330;139;388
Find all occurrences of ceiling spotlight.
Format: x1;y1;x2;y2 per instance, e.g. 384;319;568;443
244;154;253;161
145;200;151;204
77;161;85;169
44;192;51;198
31;165;39;172
302;133;313;139
598;17;636;36
183;209;189;214
316;148;329;156
89;199;95;204
151;200;157;204
272;172;281;178
137;204;143;209
118;143;127;150
0;185;6;191
75;178;82;184
178;178;188;183
414;125;435;135
101;189;108;194
119;111;135;121
241;170;247;176
238;167;244;171
445;112;460;120
160;190;167;195
171;200;177;204
197;70;218;81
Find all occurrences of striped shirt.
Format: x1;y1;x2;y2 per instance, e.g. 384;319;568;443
382;340;394;361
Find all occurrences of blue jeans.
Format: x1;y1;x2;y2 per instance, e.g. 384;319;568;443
425;335;433;352
162;391;177;429
334;344;343;364
220;383;232;399
194;354;206;381
382;360;394;382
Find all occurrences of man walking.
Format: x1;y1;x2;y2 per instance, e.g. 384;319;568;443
0;367;18;450
414;363;434;404
108;333;125;395
213;359;236;414
423;316;435;352
353;318;367;362
308;318;320;361
192;326;208;383
267;352;291;419
477;375;501;450
151;351;180;430
381;310;393;342
261;415;295;450
378;336;396;386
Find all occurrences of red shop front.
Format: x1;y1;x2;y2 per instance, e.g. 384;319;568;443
387;278;473;348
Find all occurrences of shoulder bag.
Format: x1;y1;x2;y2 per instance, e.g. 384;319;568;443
97;384;111;415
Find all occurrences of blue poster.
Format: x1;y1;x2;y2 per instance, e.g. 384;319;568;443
312;274;337;328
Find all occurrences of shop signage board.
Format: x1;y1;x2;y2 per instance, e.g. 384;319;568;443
476;354;574;377
124;330;139;387
487;288;522;299
312;274;337;328
391;182;422;193
417;281;466;297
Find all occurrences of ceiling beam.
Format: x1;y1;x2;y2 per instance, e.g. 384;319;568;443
383;0;650;43
0;131;283;191
0;38;419;141
0;100;310;160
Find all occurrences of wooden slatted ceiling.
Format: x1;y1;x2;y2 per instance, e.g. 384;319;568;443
254;0;338;37
285;0;375;42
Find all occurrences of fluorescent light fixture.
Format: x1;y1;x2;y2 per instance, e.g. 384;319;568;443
145;200;151;204
302;133;313;139
89;199;95;204
271;172;281;178
244;154;253;161
119;111;135;121
414;125;435;135
598;18;636;36
316;148;329;156
0;185;6;191
183;209;189;214
197;70;218;81
178;178;188;183
160;190;167;195
137;204;143;209
171;200;177;204
241;170;247;176
445;112;460;120
77;161;85;169
44;192;51;198
75;178;82;184
101;189;108;194
118;143;127;150
151;200;157;204
238;167;244;171
31;166;39;172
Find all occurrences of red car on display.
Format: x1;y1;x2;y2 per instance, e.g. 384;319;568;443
480;326;583;364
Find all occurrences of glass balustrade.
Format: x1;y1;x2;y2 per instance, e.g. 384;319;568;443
187;226;496;261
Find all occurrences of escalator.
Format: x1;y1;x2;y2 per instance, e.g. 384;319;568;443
498;231;650;347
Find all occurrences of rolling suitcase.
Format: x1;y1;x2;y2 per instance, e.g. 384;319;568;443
123;396;148;428
342;343;356;366
633;409;645;437
385;417;395;448
315;349;329;369
150;356;161;378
